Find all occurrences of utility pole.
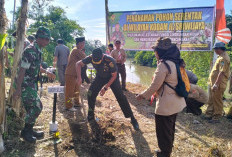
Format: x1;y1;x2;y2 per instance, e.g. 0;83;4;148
105;0;110;46
12;0;16;29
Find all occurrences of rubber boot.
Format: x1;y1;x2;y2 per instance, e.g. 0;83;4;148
227;107;232;119
32;130;44;139
87;110;95;121
21;124;36;143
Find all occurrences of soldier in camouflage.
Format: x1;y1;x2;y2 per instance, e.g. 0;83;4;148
13;27;56;143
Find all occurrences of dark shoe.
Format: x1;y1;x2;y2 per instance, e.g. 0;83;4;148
32;130;44;138
85;78;91;84
131;118;139;131
208;119;220;124
201;115;212;120
122;88;127;91
21;125;36;143
87;111;95;121
226;115;232;120
155;150;170;157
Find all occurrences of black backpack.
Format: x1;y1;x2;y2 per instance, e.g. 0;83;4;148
164;64;189;98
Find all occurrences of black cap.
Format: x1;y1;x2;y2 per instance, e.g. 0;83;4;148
115;40;121;44
92;48;103;62
28;35;35;41
108;43;113;48
57;39;63;44
76;37;85;44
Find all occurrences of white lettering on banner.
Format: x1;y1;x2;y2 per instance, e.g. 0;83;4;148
48;86;64;93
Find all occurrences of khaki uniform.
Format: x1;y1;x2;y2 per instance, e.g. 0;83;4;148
188;84;209;104
206;51;230;118
111;49;127;89
228;76;232;116
65;47;86;109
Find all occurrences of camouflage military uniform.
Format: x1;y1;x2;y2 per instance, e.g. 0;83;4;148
19;42;43;125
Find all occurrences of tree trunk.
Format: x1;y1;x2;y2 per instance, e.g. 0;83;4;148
105;0;110;45
8;0;28;115
0;0;8;153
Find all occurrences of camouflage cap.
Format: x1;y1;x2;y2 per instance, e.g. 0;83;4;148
35;26;51;39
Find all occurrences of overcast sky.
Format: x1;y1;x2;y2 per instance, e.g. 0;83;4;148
4;0;232;44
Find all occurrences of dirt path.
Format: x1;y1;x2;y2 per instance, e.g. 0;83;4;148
2;82;232;157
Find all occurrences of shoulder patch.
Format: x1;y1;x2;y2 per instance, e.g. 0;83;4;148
104;56;111;62
109;62;114;68
221;61;224;66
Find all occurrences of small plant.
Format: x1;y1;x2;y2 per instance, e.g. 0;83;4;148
207;146;225;157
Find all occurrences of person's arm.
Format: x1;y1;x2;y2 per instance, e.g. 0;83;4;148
122;49;127;64
136;62;168;100
40;66;56;80
53;46;58;67
76;56;92;86
229;76;232;94
212;59;228;91
13;49;31;99
53;56;57;68
100;72;117;96
76;61;85;86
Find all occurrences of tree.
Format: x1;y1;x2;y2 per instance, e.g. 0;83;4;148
181;51;212;90
226;11;232;47
29;6;84;66
29;0;53;19
0;0;8;153
8;0;29;115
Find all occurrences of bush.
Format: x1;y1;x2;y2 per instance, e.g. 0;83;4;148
126;51;137;58
181;51;212;90
135;51;156;67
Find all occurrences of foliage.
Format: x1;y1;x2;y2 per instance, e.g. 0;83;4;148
27;5;85;65
181;51;212;90
134;50;212;90
85;40;106;56
226;11;232;47
134;51;157;67
126;51;137;58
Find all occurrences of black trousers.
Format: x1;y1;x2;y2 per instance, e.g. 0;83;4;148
87;75;134;118
117;63;126;89
186;98;204;115
155;114;177;157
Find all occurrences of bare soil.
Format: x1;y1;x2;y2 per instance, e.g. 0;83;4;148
1;82;232;157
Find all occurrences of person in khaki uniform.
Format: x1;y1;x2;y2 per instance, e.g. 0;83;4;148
136;38;186;157
227;75;232;120
111;40;127;91
206;42;230;123
65;37;86;111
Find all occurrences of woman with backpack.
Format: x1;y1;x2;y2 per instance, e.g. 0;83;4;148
136;37;186;157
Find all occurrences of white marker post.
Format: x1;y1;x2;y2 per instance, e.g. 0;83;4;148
47;86;64;132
